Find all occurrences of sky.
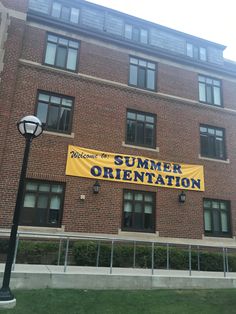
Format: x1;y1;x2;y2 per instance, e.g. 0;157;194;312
87;0;236;61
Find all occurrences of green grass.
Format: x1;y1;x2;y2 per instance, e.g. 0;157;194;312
3;289;236;314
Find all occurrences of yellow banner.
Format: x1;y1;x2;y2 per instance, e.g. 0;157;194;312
66;146;205;191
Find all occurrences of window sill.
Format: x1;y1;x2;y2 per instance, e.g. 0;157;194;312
202;235;233;241
18;225;65;233
122;141;160;153
198;155;230;164
118;229;159;238
43;130;75;138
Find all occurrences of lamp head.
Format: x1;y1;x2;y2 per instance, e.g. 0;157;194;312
17;115;43;139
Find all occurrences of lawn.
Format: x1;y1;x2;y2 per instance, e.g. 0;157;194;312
3;289;236;314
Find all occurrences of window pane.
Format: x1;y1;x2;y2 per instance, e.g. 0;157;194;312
138;67;145;88
127;120;136;143
23;193;36;207
45;43;56;65
49;209;59;224
215;137;224;159
62;98;73;107
124;192;133;200
147;69;155;90
55;46;67;68
51;96;61;104
144;204;152;214
212;201;219;209
220;202;227;210
50;195;61;209
206;85;213;103
37;195;48;209
130;57;138;65
187;43;193;57
140;29;148;44
199;83;206;102
146;115;154;123
137;122;144;144
134;213;142;228
59;108;71;131
204;200;211;208
137;114;145;121
37;102;48;125
144;194;153;202
48;106;59;129
134;193;143;201
213;86;221;106
52;2;61;18
26;182;38;191
200;134;208;156
48;35;58;43
61;6;70;21
124;212;132;227
139;60;147;67
39;184;50;192
204;210;211;231
213;210;220;232
221;211;228;232
145;123;154;146
125;24;132;40
127;111;136;120
69;40;79;49
144;213;152;229
52;185;63;193
124;201;132;212
70;8;79;23
129;64;138;85
38;93;50;102
132;27;139;41
134;203;142;213
200;47;206;61
58;38;68;46
67;48;77;70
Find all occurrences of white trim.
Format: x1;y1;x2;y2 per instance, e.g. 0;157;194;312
19;225;65;233
18;59;236;116
43;131;75;138
122;141;160;153
198;154;230;164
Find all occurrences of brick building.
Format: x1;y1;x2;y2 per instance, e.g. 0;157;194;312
1;0;236;244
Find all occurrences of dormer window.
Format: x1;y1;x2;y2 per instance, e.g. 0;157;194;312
187;43;207;61
51;2;80;24
124;24;148;44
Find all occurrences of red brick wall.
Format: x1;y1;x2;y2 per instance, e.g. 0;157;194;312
1;6;236;239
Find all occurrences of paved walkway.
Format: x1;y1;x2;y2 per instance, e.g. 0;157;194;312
1;264;236;290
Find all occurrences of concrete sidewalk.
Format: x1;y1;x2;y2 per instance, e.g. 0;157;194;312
1;264;236;290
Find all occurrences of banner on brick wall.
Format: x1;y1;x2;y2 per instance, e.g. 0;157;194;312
66;145;205;191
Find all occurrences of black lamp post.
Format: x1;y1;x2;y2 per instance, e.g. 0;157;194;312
0;115;43;308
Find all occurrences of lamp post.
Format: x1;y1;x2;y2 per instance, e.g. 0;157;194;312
0;115;43;308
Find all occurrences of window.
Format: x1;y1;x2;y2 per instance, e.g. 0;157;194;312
51;2;80;24
129;57;156;91
44;34;79;71
36;91;74;134
204;199;231;237
123;190;155;232
198;75;222;106
187;43;207;61
126;109;156;148
200;125;226;160
20;180;65;227
124;24;148;44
